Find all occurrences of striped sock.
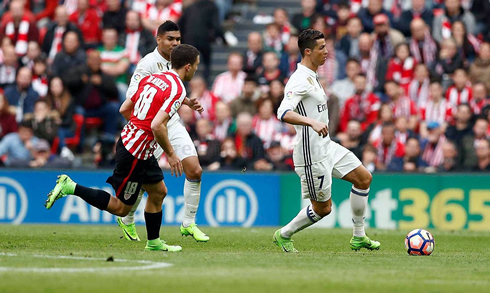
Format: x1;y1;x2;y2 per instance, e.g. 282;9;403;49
350;186;370;237
280;205;322;239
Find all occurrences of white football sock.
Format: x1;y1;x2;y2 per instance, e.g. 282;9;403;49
280;205;322;239
182;179;201;227
122;189;144;225
350;186;370;237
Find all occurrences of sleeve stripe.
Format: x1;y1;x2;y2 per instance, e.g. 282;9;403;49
280;109;291;121
160;74;181;113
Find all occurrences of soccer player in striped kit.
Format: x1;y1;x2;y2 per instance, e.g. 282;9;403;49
274;29;381;252
45;44;201;252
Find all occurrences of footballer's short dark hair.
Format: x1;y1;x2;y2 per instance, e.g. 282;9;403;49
157;21;180;36
171;44;200;69
298;29;324;57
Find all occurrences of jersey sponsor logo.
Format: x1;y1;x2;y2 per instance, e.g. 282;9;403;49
157;62;164;71
317;103;327;113
0;177;28;224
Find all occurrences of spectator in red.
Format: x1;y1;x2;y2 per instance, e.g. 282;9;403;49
395;116;415;145
366;103;394;144
409;18;438;67
386;43;416;94
432;0;476;43
338;17;363;59
407;64;430;109
0;0;39;57
0;90;18;140
419;80;453;138
340;74;381;132
446;68;472;110
69;0;101;49
252;98;283;149
102;0;128;34
471;82;488;115
279;34;300;78
32;56;48;98
51;31;86;77
469;42;490;91
212;101;233;142
142;0;181;34
189;75;219;121
445;103;473;143
0;45;18;89
263;23;283;54
193;118;221;168
243;32;263;75
273;8;291;48
0;0;36;28
451;20;481;63
421;121;447;168
42;5;83;64
394;0;433;37
27;0;58;26
212;52;246;104
233;112;266;170
373;122;405;171
385;80;418;130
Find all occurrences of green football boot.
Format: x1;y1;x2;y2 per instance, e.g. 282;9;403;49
45;174;76;209
117;217;141;241
145;239;182;252
180;223;209;242
350;235;381;251
273;229;298;253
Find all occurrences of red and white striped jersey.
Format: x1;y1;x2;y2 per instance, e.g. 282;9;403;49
389;95;417;120
252;115;283;149
420;99;453;125
446;85;473;109
121;71;186;160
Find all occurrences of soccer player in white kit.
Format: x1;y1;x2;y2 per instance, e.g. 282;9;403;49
274;29;380;252
117;21;209;242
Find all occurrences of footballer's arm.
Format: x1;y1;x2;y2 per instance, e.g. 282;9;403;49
119;99;135;120
151;110;183;176
280;110;329;138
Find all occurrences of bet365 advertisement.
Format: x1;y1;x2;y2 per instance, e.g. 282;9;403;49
0;171;489;231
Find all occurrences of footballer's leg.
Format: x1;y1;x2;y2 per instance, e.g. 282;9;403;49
341;163;380;251
117;191;143;241
143;181;182;252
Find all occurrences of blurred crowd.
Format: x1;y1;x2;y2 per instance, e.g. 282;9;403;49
0;0;489;173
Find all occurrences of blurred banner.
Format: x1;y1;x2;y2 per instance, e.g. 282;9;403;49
0;171;489;230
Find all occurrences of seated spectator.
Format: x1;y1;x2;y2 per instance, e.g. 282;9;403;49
212;52;246;104
361;143;377;172
232;112;266;169
102;0;128;34
445;103;474;143
275;123;296;154
26;0;58;26
473;139;490;171
259;141;293;171
471;82;488;115
431;38;464;85
470;0;490;35
419;80;453;138
0;0;39;56
291;0;318;33
230;76;257;118
386;43;416;94
273;8;292;48
269;79;285;113
69;0;101;48
395;116;415;145
0;91;17;140
212;101;233;141
207;138;247;171
177;105;197;140
189;76;219;121
194;118;221;168
338;17;363;59
63;50;120;137
10;139;72;168
357;0;393;33
317;35;342;86
142;0;181;34
23;99;58;144
432;0;476;43
395;0;433;37
446;68;473;110
120;10;156;74
373;122;405;171
438;141;460;172
0;0;36;27
243;32;263;75
0;45;17;89
279;34;300;78
45;77;75;154
42;5;83;64
252;98;283;149
98;28;130;103
340;74;380;132
0;121;38;166
452;20;481;64
51;31;86;77
469;42;490;91
366;103;394;144
32;56;48;98
409;18;438;67
407;64;430;109
4;66;39;122
385;80;418;130
338;120;364;159
257;52;285;91
19;41;41;69
387;137;428;172
331;2;352;41
93;135;117;167
460;117;488;169
421;121;447;168
263;23;283;54
357;33;372;76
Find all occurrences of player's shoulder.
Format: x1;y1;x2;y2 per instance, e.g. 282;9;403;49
285;70;312;91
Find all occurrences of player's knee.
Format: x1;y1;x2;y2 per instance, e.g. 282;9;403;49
359;172;372;189
186;165;202;180
313;203;332;217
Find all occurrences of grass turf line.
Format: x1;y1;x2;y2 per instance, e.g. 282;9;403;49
0;225;489;293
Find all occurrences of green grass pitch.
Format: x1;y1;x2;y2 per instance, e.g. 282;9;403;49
1;225;489;293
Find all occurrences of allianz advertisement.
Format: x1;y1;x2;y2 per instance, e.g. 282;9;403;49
0;171;489;231
0;171;280;227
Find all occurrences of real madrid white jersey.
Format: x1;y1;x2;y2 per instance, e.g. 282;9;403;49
277;63;331;167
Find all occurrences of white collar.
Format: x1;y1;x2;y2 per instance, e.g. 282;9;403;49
154;47;170;65
297;63;317;77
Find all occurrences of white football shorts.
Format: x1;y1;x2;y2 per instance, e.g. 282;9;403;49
153;121;197;161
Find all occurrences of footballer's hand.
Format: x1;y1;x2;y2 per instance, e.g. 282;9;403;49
168;153;183;177
188;97;204;114
311;120;329;138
